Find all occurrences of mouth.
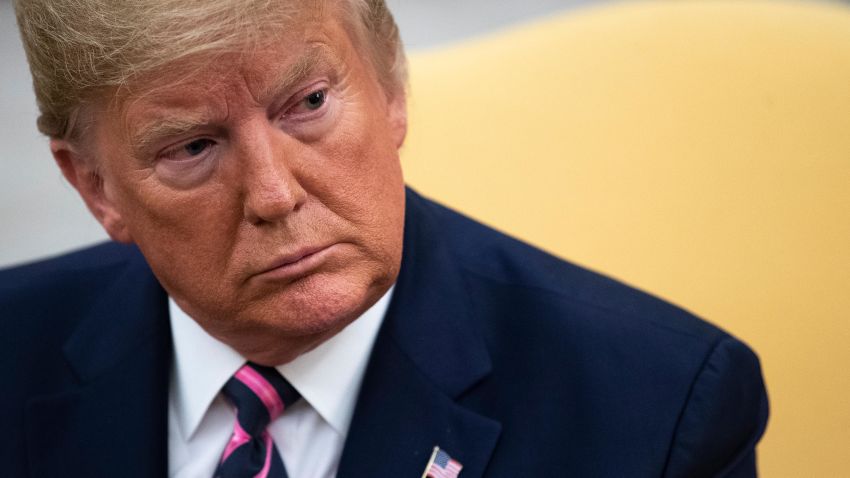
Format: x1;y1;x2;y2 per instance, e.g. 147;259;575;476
255;243;337;281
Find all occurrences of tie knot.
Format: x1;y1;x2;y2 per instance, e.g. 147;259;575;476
221;362;301;436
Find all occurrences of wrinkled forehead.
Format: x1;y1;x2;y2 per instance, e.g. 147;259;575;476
125;43;344;150
87;8;357;152
119;20;324;105
110;6;328;103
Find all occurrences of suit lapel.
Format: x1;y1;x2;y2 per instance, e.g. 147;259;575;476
25;249;171;478
338;189;502;478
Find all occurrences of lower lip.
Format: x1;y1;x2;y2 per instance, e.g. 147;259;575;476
256;244;338;281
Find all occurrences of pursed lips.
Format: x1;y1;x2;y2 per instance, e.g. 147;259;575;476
254;243;337;280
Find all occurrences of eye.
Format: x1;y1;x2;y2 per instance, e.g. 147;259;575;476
287;88;329;116
276;84;335;140
184;139;212;156
161;138;216;162
304;90;326;110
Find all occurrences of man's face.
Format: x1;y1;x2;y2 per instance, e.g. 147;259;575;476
70;12;407;364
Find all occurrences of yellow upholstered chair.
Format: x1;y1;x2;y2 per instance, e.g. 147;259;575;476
402;1;850;475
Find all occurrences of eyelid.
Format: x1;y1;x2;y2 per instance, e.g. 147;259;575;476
157;137;216;163
279;80;331;115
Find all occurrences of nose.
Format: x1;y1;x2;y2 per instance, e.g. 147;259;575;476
239;124;307;225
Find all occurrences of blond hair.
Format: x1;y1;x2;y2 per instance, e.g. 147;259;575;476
14;0;407;140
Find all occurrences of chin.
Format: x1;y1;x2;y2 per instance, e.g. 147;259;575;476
256;269;390;335
201;259;396;364
230;274;385;365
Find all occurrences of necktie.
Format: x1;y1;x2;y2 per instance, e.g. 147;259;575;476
214;362;301;478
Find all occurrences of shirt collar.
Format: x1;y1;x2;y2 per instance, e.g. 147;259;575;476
169;286;392;440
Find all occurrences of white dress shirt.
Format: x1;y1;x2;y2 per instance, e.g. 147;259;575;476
167;287;392;478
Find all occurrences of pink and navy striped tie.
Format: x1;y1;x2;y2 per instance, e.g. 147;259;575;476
214;362;301;478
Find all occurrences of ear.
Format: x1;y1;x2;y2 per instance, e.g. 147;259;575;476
50;139;134;244
387;90;408;150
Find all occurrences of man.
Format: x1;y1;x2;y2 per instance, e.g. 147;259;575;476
2;1;768;477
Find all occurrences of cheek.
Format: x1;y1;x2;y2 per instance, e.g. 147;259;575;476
296;98;404;226
124;180;222;230
115;175;242;269
318;132;405;274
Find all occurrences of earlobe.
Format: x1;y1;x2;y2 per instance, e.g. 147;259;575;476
50;139;134;244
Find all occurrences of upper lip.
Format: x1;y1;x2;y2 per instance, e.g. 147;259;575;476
259;244;331;274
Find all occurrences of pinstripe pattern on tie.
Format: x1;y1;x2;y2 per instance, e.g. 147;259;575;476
214;362;300;478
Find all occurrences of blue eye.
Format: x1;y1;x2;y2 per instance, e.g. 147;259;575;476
159;138;216;163
303;90;326;110
184;139;213;156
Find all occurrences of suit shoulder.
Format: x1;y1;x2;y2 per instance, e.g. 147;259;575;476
408;190;768;475
664;335;769;477
413;191;726;344
1;241;136;279
0;242;146;379
0;241;141;308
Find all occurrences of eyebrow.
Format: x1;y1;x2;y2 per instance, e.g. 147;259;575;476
129;47;330;152
255;46;329;105
131;113;211;152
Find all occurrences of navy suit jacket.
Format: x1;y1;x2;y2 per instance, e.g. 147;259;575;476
1;188;768;477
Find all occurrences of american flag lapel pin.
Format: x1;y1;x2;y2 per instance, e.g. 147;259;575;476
421;446;463;478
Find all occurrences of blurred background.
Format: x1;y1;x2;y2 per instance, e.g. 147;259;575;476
2;0;849;476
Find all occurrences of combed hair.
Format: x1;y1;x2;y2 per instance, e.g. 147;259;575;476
14;0;407;140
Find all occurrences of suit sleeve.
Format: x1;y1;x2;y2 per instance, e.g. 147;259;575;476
663;336;770;478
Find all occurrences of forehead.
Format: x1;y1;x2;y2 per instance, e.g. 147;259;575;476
106;15;356;148
129;46;331;123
